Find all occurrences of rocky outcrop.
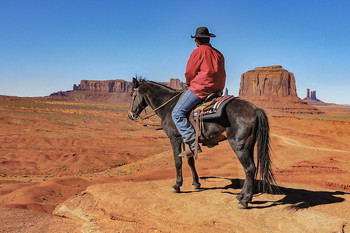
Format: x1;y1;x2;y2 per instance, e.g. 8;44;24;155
49;79;134;104
311;91;317;100
73;80;134;93
303;88;328;106
306;89;319;101
239;65;297;97
224;88;229;96
159;78;186;90
48;78;185;104
239;66;323;115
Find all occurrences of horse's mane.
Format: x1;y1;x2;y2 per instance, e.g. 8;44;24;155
140;79;180;93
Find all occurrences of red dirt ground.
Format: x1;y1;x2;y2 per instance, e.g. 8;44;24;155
0;96;349;232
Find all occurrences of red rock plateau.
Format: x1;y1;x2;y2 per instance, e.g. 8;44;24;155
48;78;185;104
1;90;350;232
239;65;323;115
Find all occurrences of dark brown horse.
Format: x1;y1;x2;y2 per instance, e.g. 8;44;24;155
128;78;277;208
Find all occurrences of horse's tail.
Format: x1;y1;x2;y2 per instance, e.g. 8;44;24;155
255;108;278;194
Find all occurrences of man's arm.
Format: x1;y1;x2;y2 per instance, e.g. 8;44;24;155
185;49;202;86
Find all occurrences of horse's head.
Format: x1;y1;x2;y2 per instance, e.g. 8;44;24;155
128;78;148;120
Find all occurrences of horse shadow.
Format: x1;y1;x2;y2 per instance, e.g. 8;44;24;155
189;176;350;210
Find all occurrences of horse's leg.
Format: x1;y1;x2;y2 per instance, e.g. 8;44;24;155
228;138;256;208
170;136;183;193
238;148;255;205
187;156;201;189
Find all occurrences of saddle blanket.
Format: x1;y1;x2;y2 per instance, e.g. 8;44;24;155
193;95;236;120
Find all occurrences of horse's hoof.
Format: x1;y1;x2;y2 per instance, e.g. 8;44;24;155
192;182;201;189
170;187;180;193
237;200;248;209
236;194;243;201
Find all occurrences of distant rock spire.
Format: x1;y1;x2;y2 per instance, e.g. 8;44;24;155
311;90;317;100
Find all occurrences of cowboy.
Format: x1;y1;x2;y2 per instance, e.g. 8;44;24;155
172;27;226;157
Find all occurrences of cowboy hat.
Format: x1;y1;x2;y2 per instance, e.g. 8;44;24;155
191;27;216;38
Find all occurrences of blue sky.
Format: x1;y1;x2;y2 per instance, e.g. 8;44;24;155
0;0;349;104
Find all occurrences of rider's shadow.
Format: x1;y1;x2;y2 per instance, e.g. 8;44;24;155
196;176;349;210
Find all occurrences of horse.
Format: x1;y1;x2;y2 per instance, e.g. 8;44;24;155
128;78;277;208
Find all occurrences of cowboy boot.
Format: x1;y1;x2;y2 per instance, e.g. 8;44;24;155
178;139;202;157
189;139;202;155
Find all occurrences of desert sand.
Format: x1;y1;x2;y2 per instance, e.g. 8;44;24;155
1;96;349;232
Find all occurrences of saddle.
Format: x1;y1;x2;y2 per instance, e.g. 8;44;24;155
192;94;235;120
188;93;236;159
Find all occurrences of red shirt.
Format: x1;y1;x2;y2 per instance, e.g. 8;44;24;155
185;43;226;98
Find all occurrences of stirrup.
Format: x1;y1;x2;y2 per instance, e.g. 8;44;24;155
178;143;194;157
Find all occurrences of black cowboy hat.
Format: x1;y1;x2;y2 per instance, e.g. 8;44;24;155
191;27;216;38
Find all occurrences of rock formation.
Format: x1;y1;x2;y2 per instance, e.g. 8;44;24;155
158;78;186;91
304;88;319;101
48;78;185;104
224;88;229;96
239;66;323;115
311;91;317;100
303;88;327;106
305;88;320;101
48;79;134;104
167;78;186;90
73;80;134;93
239;65;297;97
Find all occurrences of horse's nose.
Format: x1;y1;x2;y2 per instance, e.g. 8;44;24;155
127;111;133;120
128;111;137;120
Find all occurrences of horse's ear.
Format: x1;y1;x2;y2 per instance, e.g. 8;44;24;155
132;77;139;88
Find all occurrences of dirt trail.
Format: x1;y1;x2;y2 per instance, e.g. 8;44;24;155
271;133;350;153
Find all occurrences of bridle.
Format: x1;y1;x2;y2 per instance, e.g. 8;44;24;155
129;88;146;120
129;88;184;120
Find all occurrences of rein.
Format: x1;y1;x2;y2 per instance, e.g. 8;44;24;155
132;88;184;120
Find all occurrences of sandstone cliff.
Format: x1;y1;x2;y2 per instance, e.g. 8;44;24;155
239;66;323;115
239;65;297;97
48;78;185;104
164;78;186;90
73;79;134;93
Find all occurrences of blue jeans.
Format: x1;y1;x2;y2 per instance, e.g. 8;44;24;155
172;90;202;143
